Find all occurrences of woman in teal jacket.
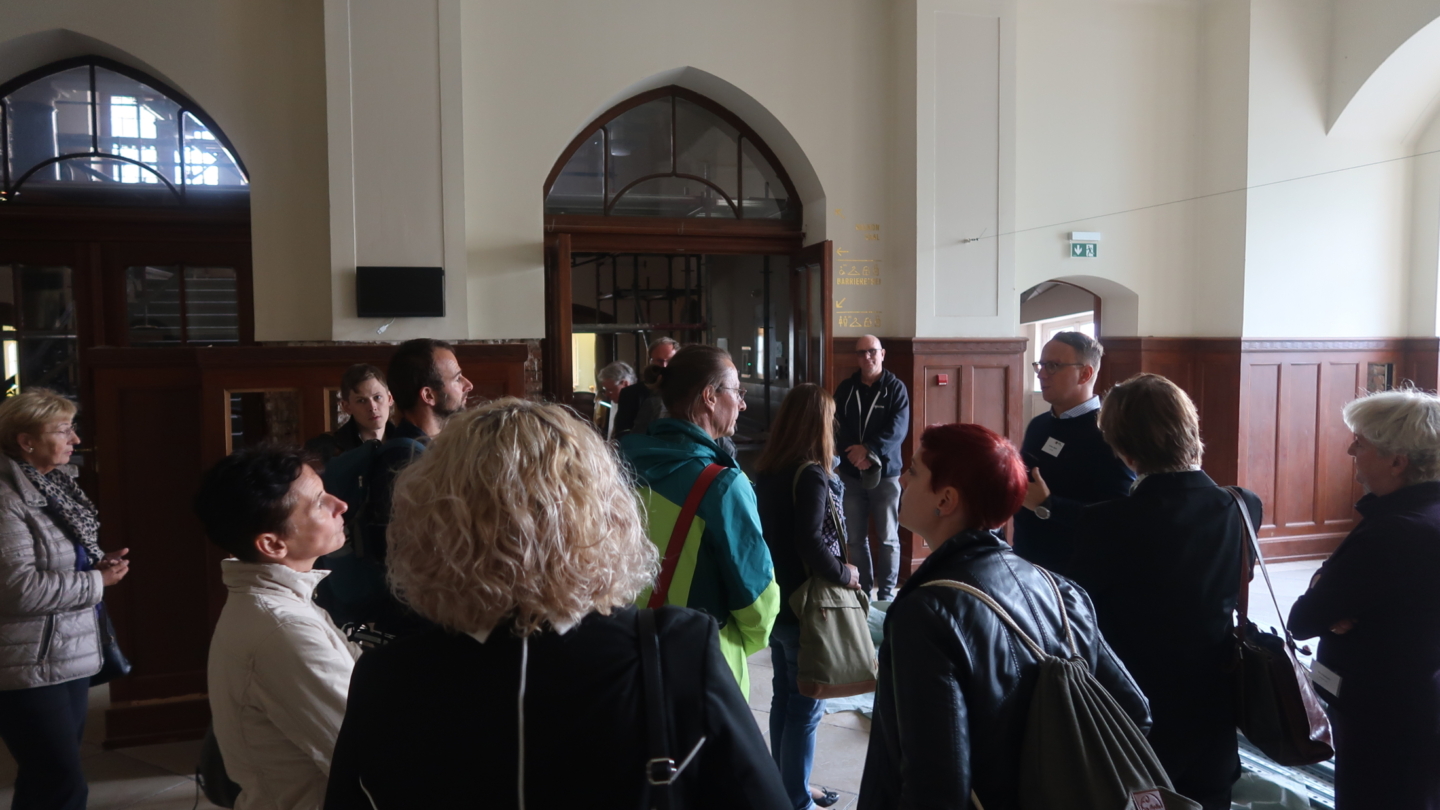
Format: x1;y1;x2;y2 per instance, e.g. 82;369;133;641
620;345;779;698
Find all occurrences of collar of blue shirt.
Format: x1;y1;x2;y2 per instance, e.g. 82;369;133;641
1055;395;1101;420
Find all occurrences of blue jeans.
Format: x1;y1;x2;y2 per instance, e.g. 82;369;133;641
840;474;902;600
769;623;823;810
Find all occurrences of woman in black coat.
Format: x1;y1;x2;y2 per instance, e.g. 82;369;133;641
1070;373;1260;810
323;399;788;809
754;383;860;810
1289;388;1440;809
859;423;1150;810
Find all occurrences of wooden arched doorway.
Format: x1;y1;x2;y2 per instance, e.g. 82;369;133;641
542;86;831;440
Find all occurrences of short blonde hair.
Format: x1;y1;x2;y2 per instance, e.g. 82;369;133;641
387;398;657;636
0;389;77;460
1099;374;1203;474
1343;387;1440;484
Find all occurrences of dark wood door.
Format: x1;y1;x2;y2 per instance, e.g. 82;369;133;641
791;240;834;390
543;233;574;400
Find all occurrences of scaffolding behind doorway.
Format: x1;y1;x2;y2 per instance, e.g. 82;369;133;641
570;251;790;432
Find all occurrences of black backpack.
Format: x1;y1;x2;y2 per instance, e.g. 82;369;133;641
923;569;1201;810
315;436;423;625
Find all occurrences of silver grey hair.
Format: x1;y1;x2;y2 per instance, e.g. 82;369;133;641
648;337;680;353
1049;331;1103;371
597;361;637;386
1343;387;1440;484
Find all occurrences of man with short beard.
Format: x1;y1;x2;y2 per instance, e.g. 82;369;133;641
360;339;472;634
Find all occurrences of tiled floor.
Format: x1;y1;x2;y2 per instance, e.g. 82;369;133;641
0;560;1322;810
0;684;222;809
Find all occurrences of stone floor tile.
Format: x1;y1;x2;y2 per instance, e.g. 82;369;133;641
749;660;776;712
115;739;206;778
820;709;871;732
75;751;191;809
123;779;224;809
807;724;870;796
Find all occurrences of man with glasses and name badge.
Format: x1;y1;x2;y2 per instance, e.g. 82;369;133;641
1013;331;1135;576
834;335;910;601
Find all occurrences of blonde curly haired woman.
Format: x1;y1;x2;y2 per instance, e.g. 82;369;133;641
323;398;788;809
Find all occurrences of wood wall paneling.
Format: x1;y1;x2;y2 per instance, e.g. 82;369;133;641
1095;338;1411;561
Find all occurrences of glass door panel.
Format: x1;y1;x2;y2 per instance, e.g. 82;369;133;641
0;263;79;397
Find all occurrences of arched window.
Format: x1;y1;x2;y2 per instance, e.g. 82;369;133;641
545;87;799;221
0;58;248;205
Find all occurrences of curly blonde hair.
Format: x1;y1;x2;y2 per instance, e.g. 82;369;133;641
387;398;657;636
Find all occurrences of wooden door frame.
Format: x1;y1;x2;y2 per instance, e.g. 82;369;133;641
541;221;806;400
792;240;834;390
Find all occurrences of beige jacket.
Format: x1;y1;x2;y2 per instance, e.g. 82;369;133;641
208;561;360;810
0;457;103;691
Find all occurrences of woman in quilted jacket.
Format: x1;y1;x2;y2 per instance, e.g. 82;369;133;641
0;389;131;810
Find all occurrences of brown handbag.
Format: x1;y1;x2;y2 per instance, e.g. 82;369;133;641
1224;487;1334;766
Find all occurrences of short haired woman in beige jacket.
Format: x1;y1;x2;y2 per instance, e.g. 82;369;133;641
0;389;130;810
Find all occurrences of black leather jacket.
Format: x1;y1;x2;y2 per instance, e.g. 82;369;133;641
859;531;1151;810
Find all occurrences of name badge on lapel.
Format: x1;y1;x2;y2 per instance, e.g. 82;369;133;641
1310;661;1342;697
1042;437;1065;457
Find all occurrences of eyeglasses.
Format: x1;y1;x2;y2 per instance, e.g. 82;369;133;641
856;348;880;357
717;385;748;399
1031;361;1084;374
44;424;78;437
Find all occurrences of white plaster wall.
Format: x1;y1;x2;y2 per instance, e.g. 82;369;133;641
325;0;470;341
0;4;332;342
460;0;897;340
1329;0;1440;131
1014;0;1208;337
1409;110;1440;337
1242;0;1412;338
913;0;1017;339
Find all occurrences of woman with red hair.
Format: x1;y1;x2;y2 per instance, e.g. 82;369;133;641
858;423;1149;809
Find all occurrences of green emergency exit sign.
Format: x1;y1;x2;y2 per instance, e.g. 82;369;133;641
1070;242;1098;258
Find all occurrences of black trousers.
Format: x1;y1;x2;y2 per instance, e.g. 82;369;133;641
0;677;90;810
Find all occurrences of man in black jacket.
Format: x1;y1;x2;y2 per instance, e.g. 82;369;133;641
835;335;910;600
329;339;472;636
1013;331;1134;575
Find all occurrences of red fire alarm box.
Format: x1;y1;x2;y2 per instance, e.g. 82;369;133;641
936;373;949;386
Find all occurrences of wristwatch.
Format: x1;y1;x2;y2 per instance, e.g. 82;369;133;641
1034;500;1052;520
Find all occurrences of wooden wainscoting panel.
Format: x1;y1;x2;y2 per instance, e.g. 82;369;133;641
1241;363;1281;531
1275;363;1320;531
1238;340;1405;560
972;365;1010;435
1320;362;1364;524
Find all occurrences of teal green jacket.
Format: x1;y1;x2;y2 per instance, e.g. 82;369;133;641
620;419;779;696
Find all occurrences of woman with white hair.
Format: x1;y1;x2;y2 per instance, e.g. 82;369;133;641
323;398;788;808
1290;387;1440;808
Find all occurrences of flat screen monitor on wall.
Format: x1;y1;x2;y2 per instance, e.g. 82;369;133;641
355;266;445;318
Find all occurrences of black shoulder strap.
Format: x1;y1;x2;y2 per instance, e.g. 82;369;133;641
638;608;673;810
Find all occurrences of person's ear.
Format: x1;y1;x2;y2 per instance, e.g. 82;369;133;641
936;485;962;517
253;532;287;562
1079;364;1097;386
1392;454;1410;478
419;386;439;408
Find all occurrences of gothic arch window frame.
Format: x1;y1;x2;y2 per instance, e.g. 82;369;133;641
0;56;249;205
543;86;802;223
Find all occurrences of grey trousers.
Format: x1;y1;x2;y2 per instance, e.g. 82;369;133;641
840;474;902;600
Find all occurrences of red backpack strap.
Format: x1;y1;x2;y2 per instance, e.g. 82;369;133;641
648;463;726;609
